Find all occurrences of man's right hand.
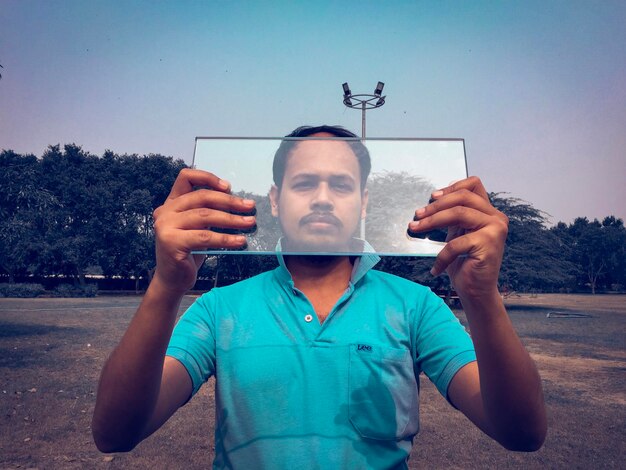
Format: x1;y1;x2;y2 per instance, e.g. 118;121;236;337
152;168;256;294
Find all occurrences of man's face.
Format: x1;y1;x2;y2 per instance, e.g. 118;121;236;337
269;133;368;252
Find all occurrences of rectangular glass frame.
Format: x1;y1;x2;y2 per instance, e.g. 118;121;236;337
192;137;468;257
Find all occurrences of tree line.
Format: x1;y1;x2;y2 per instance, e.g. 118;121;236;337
0;145;185;290
1;146;624;294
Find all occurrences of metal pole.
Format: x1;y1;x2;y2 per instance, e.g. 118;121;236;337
360;101;366;239
361;101;366;140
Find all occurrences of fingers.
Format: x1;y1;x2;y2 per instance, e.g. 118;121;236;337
413;189;501;225
156;222;250;254
166;188;256;214
408;176;507;235
155;189;256;232
170;208;256;231
167;168;231;200
432;175;490;201
154;206;256;250
179;230;248;251
409;205;494;235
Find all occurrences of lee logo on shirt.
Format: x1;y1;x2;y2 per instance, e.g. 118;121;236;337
357;344;372;352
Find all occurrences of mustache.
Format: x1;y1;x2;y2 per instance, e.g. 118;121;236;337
299;212;343;228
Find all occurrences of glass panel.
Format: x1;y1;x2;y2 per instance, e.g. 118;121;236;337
192;137;467;256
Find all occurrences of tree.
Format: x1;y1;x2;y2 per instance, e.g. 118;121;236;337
0;150;59;281
34;146;186;286
94;152;185;287
600;216;626;290
365;171;435;253
491;194;577;292
37;145;104;284
557;216;626;293
0;147;187;288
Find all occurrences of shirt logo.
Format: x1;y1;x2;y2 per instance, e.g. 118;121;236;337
357;344;372;352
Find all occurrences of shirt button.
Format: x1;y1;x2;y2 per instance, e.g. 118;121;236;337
304;314;313;322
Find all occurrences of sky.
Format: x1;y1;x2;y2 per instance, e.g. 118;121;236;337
1;0;625;225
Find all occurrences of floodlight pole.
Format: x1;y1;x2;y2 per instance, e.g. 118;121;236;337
361;102;366;139
341;81;386;139
341;82;386;239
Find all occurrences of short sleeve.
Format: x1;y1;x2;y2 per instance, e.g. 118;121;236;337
413;292;476;400
166;292;217;396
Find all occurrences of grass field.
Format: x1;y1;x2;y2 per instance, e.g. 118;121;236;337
0;294;624;469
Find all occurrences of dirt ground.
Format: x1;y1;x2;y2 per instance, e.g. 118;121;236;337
0;293;624;469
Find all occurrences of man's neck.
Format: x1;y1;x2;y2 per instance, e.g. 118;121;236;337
284;255;354;291
284;255;355;324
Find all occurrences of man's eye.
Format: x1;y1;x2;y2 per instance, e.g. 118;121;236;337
333;183;354;193
293;181;315;190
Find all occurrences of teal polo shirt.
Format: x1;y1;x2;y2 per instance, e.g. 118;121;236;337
166;253;476;469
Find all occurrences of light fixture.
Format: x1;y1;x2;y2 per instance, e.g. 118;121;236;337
374;81;384;96
342;82;353;106
340;80;386;139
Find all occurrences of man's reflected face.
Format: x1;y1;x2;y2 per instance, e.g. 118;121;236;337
269;133;368;252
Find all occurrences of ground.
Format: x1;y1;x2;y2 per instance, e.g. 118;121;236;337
0;293;624;469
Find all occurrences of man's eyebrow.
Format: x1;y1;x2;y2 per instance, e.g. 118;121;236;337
329;174;356;182
290;172;356;181
290;173;319;180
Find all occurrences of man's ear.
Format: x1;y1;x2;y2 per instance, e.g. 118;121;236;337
269;184;279;217
360;188;369;219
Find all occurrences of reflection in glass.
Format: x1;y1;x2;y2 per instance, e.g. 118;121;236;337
192;137;467;257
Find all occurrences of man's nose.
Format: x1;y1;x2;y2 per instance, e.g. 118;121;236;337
311;182;334;211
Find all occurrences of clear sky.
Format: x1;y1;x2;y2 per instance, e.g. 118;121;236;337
1;0;625;225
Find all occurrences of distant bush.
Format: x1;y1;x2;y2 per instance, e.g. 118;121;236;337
53;284;98;298
0;283;46;298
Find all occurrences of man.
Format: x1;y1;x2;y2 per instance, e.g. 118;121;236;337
92;126;547;468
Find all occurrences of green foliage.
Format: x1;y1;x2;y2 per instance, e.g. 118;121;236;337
551;216;626;293
0;283;46;298
0;146;186;287
0;150;58;281
491;193;578;292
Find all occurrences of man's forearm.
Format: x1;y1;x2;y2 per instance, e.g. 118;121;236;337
92;276;185;452
461;289;547;450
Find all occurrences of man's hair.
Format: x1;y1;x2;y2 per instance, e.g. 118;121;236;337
272;125;371;191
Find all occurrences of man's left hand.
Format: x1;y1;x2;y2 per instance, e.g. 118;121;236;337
408;176;508;299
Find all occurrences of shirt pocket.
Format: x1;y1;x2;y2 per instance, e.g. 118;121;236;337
348;343;419;440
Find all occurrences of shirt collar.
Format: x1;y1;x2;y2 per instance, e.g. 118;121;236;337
274;238;380;286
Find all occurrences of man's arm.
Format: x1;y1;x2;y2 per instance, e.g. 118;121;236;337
408;176;547;451
92;169;256;452
92;280;192;452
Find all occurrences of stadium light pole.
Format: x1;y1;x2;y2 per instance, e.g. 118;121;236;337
341;81;386;139
342;81;386;239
